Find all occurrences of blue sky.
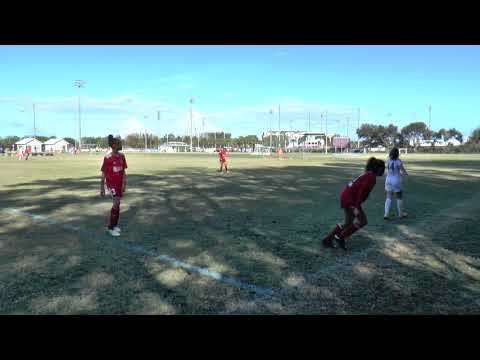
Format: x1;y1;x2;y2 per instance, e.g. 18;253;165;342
1;45;479;140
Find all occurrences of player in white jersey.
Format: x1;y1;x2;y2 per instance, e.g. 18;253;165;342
384;147;409;219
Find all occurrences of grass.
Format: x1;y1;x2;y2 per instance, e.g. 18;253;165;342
1;152;480;314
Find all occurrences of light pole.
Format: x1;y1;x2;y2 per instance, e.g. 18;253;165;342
325;110;328;154
278;104;281;149
189;97;194;152
428;105;432;132
32;103;36;139
357;108;360;149
74;80;86;151
202;117;206;149
144;115;148;151
269;109;273;149
19;107;35;139
157;110;162;149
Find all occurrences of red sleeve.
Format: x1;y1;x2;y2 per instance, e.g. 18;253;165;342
355;174;376;208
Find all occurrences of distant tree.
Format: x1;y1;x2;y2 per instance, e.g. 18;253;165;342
467;127;480;144
0;136;20;149
64;137;76;146
401;122;432;148
446;128;463;143
357;123;400;148
35;136;50;143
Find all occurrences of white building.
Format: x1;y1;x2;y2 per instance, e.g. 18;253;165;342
14;138;43;153
446;138;462;146
43;138;72;152
418;136;462;147
262;131;330;150
159;141;190;153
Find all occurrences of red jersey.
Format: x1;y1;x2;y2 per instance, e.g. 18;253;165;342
101;152;127;189
218;149;227;162
340;171;377;209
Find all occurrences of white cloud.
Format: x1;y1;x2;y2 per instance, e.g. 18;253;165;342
119;117;153;137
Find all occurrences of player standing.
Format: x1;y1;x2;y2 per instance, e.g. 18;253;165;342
100;135;127;237
384;147;409;219
218;146;228;173
321;157;385;251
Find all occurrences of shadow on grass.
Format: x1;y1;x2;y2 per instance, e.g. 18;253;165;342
1;161;479;314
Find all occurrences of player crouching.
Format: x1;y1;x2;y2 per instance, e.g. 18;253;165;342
100;135;127;237
321;157;385;251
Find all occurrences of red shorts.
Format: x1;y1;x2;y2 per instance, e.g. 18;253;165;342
105;184;123;198
340;189;360;210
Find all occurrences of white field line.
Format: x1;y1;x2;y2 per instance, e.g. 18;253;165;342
3;208;276;298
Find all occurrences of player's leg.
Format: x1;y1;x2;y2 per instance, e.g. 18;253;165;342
113;197;121;231
335;207;367;250
107;189;121;236
395;190;407;218
384;190;393;219
323;208;354;248
224;161;228;173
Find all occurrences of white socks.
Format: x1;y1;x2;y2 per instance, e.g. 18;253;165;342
384;198;392;217
397;199;403;216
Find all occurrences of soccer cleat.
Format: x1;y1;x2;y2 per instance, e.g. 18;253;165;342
334;235;347;251
113;226;121;232
384;215;390;220
322;238;336;248
399;212;408;219
108;228;121;237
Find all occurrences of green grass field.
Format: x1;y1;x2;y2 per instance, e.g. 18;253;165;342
1;152;480;314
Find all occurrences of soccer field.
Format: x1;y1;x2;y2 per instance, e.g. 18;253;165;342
1;152;480;314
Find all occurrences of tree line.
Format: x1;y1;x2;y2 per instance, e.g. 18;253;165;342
356;121;479;150
0;133;261;150
2;124;480;152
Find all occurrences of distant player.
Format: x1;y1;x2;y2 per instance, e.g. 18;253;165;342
218;146;228;173
100;135;127;237
384;147;409;220
321;157;386;251
24;146;31;160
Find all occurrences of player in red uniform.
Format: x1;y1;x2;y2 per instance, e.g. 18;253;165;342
321;157;385;251
100;135;127;237
218;146;228;173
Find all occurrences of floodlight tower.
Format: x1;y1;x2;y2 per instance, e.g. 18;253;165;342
189;97;194;152
269;109;273;149
357;108;360;149
32;103;36;139
74;80;86;150
428;105;432;131
325;110;328;154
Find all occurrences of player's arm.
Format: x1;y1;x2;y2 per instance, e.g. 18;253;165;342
400;163;408;176
122;155;127;193
100;172;106;196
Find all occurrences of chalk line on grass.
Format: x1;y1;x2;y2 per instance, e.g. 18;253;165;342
3;208;276;298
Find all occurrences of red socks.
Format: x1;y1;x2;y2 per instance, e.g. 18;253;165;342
338;223;359;240
108;206;120;229
322;224;343;242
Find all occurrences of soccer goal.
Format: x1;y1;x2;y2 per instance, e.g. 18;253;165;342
399;148;408;155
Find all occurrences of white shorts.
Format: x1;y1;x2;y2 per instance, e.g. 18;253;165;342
385;176;402;193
